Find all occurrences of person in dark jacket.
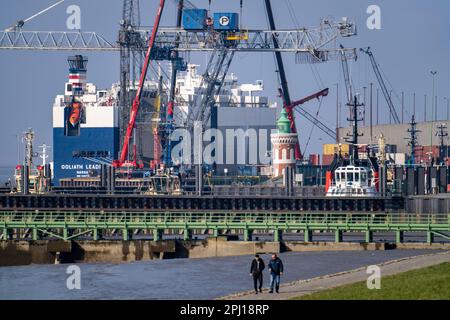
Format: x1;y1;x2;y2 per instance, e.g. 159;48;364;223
249;254;265;294
268;254;284;293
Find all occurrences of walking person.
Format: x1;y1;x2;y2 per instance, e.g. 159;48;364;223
249;254;265;294
268;254;284;293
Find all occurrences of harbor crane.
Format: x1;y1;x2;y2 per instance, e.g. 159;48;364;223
0;0;357;168
113;0;166;168
264;0;345;160
339;44;353;105
119;0;144;158
278;88;333;158
360;47;401;124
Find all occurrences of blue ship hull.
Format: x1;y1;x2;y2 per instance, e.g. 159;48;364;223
53;127;119;185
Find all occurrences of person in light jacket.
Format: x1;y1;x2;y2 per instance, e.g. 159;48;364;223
268;254;284;293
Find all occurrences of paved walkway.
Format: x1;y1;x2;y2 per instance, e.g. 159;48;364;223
221;251;450;300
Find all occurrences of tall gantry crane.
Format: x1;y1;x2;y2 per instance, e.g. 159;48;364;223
119;0;144;157
264;0;350;160
114;0;166;168
161;0;185;167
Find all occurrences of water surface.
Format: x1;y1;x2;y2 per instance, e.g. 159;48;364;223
0;250;436;300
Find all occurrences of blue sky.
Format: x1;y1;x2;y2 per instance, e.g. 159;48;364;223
0;0;449;166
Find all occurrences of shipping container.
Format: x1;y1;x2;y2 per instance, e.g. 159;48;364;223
322;154;335;166
415;146;439;158
182;9;207;30
323;143;350;156
213;13;239;31
309;154;320;166
358;144;368;153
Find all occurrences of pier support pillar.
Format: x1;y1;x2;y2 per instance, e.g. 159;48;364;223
63;228;69;241
32;228;38;241
183;228;192;241
213;229;219;237
335;230;343;243
244;228;253;241
153;228;163;241
365;230;373;243
304;229;312;242
427;231;434;244
395;230;404;244
273;229;283;242
93;228;102;241
123;228;129;241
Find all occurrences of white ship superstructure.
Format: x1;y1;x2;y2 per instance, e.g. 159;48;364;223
175;64;269;118
174;64;277;175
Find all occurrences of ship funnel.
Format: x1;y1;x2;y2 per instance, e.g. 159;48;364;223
67;55;88;95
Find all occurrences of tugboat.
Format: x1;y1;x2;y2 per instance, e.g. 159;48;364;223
325;96;380;197
326;164;378;197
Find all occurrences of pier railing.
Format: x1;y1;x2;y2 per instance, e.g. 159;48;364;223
1;211;449;243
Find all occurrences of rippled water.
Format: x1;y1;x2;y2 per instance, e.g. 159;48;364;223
0;250;436;300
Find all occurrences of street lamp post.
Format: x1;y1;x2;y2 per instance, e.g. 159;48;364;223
445;97;449;120
363;86;367;126
430;71;437;161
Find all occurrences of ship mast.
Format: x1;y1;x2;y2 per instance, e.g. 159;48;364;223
344;95;364;164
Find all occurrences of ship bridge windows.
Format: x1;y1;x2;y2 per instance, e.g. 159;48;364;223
347;172;354;182
335;166;371;188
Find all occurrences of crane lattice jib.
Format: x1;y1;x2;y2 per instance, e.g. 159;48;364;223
116;0;166;166
151;24;356;55
185;49;235;132
339;44;353;105
361;47;400;124
294;108;336;140
0;31;116;50
0;22;357;57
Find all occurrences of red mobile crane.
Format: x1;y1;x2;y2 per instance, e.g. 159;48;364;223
264;0;332;161
113;0;166;168
278;88;330;160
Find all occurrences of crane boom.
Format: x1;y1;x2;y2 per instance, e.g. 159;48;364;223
264;0;291;106
114;0;166;167
294;108;336;140
265;0;336;160
360;47;400;124
279;88;335;142
339;44;352;104
4;0;65;32
287;88;330;109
